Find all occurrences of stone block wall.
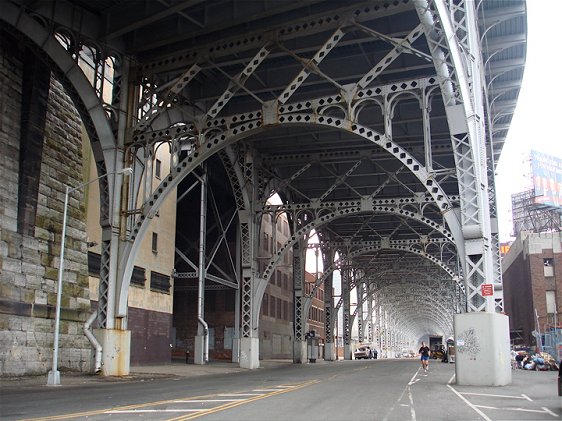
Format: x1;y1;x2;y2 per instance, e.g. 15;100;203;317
0;38;92;376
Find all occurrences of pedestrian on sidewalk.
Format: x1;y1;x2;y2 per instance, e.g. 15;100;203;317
419;342;430;372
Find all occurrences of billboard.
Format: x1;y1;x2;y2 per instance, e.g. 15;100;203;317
531;150;562;210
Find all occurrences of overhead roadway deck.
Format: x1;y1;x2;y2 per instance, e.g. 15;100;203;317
2;0;526;372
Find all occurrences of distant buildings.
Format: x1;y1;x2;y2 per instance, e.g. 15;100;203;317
502;152;562;360
502;232;561;358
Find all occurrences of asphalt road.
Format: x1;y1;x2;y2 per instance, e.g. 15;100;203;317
1;359;560;420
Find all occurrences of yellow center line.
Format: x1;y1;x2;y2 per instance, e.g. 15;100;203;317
168;380;320;421
21;380;319;421
20;392;220;421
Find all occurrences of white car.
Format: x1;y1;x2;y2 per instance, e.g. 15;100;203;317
354;345;372;359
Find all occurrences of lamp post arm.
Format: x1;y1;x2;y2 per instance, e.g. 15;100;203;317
68;169;128;195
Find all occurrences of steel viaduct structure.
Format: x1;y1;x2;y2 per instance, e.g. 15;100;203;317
2;0;526;385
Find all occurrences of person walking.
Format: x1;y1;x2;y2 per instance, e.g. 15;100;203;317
419;342;430;372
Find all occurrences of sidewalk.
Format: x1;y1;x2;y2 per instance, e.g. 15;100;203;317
0;359;295;389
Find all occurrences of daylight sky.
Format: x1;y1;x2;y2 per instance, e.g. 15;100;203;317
495;0;562;242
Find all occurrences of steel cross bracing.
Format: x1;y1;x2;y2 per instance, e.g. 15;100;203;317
412;0;525;312
301;244;463;332
121;18;468;336
343;275;457;338
363;296;455;338
304;248;461;307
173;171;241;292
2;1;526;353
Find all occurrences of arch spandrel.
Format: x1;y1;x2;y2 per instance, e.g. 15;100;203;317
1;0;527;377
117;105;466;315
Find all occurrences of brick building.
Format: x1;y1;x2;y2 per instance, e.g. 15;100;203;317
305;270;326;357
257;212;294;359
502;231;562;354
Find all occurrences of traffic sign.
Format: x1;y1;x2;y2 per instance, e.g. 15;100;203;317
481;283;493;296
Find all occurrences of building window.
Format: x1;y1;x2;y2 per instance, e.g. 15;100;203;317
270;296;276;317
150;271;171;293
546;291;556;314
152;232;158;253
276;297;282;319
130;266;146;287
544;258;554;277
87;251;101;277
262;293;269;315
90;252;147;286
155;159;162;179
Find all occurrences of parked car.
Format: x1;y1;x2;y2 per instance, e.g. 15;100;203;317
431;345;445;360
354;345;372;359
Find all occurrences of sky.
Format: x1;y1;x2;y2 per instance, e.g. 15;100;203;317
495;0;562;242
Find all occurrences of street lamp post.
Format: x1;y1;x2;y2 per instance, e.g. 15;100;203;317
47;167;132;386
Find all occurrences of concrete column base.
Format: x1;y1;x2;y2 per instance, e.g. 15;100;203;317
454;312;512;386
293;340;307;363
94;329;130;376
344;343;353;360
240;337;260;369
232;337;240;363
194;335;207;365
324;342;336;361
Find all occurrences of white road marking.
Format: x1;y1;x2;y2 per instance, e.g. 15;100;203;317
383;370;418;421
109;409;208;413
461;392;528;400
475;404;558;415
218;393;262;396
541;406;560;418
407;381;417;421
409;370;420;384
174;399;246;403
447;384;492;421
521;393;533;401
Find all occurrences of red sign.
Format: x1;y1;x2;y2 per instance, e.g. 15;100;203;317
481;284;494;296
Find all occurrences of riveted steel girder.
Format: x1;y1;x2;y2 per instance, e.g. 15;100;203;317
3;0;526;356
